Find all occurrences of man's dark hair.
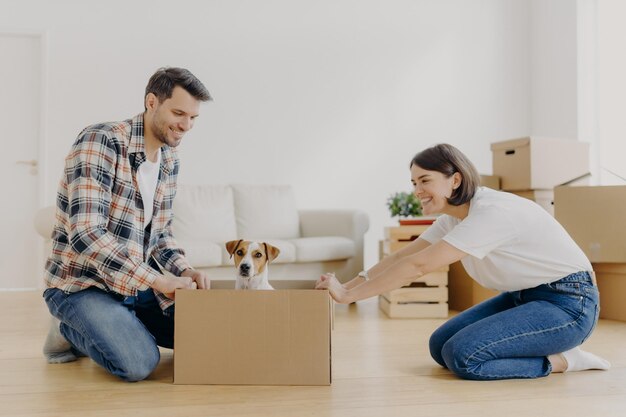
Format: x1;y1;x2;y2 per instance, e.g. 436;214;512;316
145;67;212;106
410;143;480;206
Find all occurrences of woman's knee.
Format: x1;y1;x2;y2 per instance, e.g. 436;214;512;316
428;328;448;367
440;338;479;380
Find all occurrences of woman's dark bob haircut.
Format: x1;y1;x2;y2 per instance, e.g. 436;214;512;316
410;143;480;206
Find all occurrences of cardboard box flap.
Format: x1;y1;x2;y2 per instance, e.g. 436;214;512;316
207;280;317;290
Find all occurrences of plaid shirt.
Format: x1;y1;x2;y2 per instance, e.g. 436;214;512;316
44;114;191;311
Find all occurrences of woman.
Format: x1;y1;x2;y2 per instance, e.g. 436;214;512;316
316;143;610;380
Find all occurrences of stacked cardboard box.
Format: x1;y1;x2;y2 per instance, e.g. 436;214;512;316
554;185;626;321
379;224;448;318
491;137;590;216
448;261;499;312
479;174;500;190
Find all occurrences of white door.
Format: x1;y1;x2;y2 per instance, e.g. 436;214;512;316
0;34;42;289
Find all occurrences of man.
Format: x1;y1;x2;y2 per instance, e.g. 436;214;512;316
42;67;211;382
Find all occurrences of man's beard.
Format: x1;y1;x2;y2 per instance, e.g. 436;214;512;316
151;114;181;148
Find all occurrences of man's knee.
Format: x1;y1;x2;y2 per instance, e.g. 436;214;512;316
93;322;162;382
114;347;160;382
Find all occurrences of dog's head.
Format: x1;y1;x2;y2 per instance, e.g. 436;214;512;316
225;240;280;278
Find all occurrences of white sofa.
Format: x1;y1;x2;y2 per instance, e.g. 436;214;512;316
35;184;370;283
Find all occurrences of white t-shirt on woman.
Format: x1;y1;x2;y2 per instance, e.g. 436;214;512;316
419;187;592;292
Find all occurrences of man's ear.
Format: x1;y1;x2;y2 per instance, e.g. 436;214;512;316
145;93;158;111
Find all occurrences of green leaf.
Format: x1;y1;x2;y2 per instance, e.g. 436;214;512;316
386;191;423;218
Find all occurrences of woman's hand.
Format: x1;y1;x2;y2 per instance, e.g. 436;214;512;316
316;272;351;304
315;272;336;290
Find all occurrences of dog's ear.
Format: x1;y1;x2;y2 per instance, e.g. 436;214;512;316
225;239;243;257
263;243;280;263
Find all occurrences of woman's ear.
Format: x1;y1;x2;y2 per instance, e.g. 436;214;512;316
452;172;463;190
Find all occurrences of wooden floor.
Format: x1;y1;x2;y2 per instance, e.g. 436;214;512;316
2;291;626;417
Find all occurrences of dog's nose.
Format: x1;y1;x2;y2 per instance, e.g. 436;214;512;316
240;263;251;276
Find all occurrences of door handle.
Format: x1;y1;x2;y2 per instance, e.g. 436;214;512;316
16;159;38;167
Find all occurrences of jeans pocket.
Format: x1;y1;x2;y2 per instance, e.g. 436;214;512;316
44;288;62;316
537;282;586;322
546;281;582;297
43;288;70;318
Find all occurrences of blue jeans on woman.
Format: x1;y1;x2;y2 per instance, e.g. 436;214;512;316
43;286;174;382
429;271;599;380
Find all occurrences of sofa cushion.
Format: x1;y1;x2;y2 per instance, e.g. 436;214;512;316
172;185;237;242
291;237;355;262
220;239;297;265
231;184;300;239
177;240;223;268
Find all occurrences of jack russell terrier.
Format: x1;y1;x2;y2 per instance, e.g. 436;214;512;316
225;239;280;290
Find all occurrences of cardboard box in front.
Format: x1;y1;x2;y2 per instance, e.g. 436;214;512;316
448;261;499;311
554;185;626;263
593;263;626;321
174;280;332;385
491;137;589;191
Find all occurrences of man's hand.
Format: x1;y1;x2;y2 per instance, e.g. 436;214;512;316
315;272;351;304
181;268;211;290
152;274;196;300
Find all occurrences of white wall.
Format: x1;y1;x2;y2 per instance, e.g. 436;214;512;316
577;0;600;181
1;0;534;269
529;0;578;139
596;0;626;184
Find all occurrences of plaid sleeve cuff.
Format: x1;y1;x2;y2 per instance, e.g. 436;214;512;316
165;255;192;277
103;258;159;295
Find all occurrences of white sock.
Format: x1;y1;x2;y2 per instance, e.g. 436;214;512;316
43;317;77;364
561;347;611;372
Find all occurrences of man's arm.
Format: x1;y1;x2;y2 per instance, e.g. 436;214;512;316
65;130;192;296
151;216;192;274
152;219;210;289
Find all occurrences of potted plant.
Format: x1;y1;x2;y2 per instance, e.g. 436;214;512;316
386;191;434;225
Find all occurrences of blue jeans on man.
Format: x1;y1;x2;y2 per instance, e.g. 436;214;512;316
44;287;174;382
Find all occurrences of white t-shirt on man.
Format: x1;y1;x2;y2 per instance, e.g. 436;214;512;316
137;150;161;229
419;187;592;292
